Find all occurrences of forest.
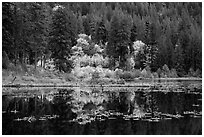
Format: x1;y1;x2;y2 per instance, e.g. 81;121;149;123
2;2;202;85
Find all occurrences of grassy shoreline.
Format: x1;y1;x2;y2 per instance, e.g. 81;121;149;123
2;77;202;88
2;67;201;88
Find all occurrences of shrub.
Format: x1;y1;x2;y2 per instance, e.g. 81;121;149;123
91;54;105;67
188;68;194;77
126;57;135;70
132;40;145;55
152;72;159;78
194;69;202;78
156;68;162;77
77;37;89;47
169;69;178;78
145;65;151;72
92;70;100;80
80;55;91;67
162;64;170;76
116;79;125;84
2;51;12;69
141;68;152;78
160;72;165;78
104;69;115;78
131;69;141;78
115;68;123;78
118;71;135;81
64;73;77;82
176;68;186;77
141;69;147;78
102;57;110;68
72;66;95;79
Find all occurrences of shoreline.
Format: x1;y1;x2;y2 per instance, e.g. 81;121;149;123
2;77;202;88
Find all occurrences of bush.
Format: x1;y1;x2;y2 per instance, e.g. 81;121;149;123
91;54;105;67
116;79;125;84
188;68;194;77
118;71;135;81
141;69;147;78
176;68;186;77
187;68;201;77
89;77;117;85
160;72;166;78
156;68;162;77
101;57;110;68
131;69;141;78
2;51;12;69
64;73;77;82
115;68;123;78
72;66;95;79
194;69;202;78
126;57;135;70
92;70;100;80
169;69;178;78
80;55;91;67
141;68;152;78
162;64;170;76
152;72;159;78
145;65;151;72
104;70;115;78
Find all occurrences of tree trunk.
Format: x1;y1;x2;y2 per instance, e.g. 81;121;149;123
44;56;46;69
14;50;17;66
13;4;18;66
41;55;43;67
34;51;37;69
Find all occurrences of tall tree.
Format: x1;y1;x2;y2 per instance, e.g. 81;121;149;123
144;21;158;71
2;2;14;60
106;10;120;69
95;17;107;44
107;8;132;69
49;5;77;72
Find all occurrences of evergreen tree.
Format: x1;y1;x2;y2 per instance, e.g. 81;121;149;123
2;2;202;75
144;21;158;71
82;15;91;35
2;2;14;60
117;13;132;69
130;24;137;43
25;3;49;68
95;17;107;44
77;13;84;34
107;11;120;57
173;44;185;76
49;5;76;72
107;9;132;69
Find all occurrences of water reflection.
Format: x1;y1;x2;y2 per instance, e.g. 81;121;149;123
2;81;202;135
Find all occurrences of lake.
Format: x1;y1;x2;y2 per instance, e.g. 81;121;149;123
2;80;202;135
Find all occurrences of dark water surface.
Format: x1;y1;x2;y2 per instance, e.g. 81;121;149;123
2;81;202;135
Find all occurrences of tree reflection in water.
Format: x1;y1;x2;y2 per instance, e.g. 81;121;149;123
2;83;202;135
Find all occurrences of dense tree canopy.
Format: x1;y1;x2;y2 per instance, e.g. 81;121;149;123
2;2;202;74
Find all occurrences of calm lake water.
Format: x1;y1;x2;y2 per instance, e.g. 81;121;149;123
2;81;202;135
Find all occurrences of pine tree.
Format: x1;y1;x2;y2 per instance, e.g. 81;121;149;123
144;21;158;71
173;44;185;76
130;24;137;43
2;2;14;60
107;11;120;58
107;9;132;69
49;5;76;72
82;15;91;35
117;13;132;69
24;3;49;68
77;13;84;34
95;17;107;44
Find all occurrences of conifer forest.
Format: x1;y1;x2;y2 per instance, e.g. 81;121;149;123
2;2;202;135
2;2;202;78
